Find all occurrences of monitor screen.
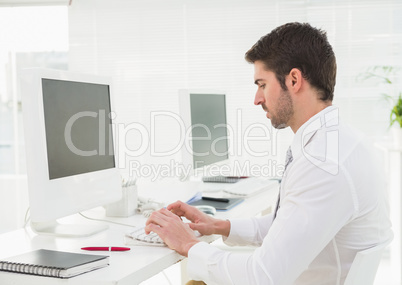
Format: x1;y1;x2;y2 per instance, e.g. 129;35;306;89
42;79;115;179
189;93;229;169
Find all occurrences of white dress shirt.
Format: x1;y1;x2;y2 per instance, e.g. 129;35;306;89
187;106;393;285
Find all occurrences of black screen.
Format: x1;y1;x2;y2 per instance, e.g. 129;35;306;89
42;78;115;180
190;93;229;169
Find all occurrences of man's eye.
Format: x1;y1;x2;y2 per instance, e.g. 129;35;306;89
259;84;266;89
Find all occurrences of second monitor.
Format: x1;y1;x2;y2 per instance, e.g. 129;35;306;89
178;90;230;177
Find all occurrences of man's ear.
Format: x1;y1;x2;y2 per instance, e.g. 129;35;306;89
286;68;302;92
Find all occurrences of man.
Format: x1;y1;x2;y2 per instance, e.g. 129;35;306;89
145;22;393;284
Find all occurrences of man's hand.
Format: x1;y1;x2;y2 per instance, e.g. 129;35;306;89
145;208;200;256
145;201;231;256
168;201;230;237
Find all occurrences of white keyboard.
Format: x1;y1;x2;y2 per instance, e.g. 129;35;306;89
223;178;279;197
127;226;166;246
127;226;202;246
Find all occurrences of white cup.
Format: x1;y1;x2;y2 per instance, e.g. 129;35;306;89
105;185;138;217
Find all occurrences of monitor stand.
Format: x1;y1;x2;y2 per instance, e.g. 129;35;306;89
30;221;108;238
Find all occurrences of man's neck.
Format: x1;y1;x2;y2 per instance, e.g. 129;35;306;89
290;101;332;133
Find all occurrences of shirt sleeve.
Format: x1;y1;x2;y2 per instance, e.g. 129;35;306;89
186;159;356;285
223;214;274;247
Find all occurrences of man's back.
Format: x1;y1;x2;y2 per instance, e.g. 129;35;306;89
286;107;393;284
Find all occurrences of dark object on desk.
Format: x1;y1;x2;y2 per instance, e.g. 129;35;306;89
202;176;249;183
0;249;109;279
188;197;244;211
202;196;230;203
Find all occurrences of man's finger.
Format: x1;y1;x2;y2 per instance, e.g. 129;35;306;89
167;200;185;212
168;201;196;217
145;209;170;227
145;223;161;235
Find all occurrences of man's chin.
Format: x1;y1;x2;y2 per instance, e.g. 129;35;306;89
271;120;288;129
274;125;287;130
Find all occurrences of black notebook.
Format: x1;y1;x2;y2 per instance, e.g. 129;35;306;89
0;249;109;279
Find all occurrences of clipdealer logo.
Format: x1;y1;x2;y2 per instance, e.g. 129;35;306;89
301;108;339;175
62;108;340;179
64;109;282;162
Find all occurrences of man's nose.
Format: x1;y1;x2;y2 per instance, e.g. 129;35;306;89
254;89;264;105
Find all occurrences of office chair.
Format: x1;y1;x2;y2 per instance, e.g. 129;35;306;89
344;241;390;285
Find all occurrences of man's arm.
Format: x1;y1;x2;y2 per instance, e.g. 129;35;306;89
146;160;355;284
186;163;355;284
223;214;274;247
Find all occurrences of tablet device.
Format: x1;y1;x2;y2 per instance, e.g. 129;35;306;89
188;197;244;211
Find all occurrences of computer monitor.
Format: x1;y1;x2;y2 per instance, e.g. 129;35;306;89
20;68;122;237
178;90;230;177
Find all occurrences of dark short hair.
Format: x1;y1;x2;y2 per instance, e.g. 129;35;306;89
245;22;336;102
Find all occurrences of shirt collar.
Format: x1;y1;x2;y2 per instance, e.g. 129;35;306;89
290;105;339;160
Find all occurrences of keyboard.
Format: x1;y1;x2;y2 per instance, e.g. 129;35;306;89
223;178;279;197
127;226;166;246
127;226;202;246
202;176;245;183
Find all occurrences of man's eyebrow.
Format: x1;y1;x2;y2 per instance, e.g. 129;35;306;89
254;79;264;85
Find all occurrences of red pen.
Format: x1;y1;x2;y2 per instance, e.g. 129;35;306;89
81;247;130;251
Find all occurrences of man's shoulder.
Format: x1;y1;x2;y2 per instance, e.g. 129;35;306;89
300;120;376;174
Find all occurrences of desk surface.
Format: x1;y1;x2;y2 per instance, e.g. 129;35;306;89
0;180;278;285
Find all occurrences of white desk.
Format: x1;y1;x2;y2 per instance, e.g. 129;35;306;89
0;180;279;285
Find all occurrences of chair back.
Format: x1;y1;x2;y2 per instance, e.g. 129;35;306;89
344;242;390;285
